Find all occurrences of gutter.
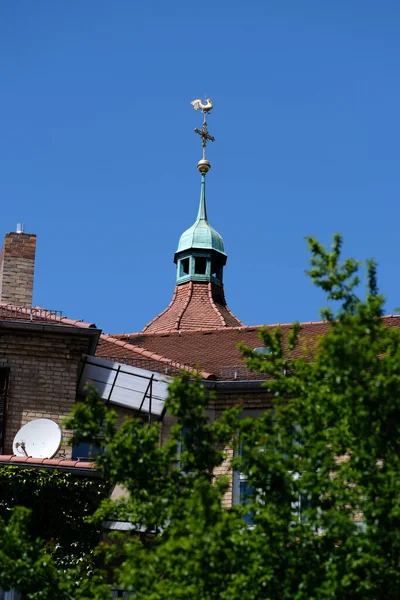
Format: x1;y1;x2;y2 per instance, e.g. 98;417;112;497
0;459;101;478
203;380;267;390
0;319;101;355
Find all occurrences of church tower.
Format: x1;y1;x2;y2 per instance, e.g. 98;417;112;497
142;99;242;334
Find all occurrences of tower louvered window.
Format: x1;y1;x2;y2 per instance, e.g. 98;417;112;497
0;368;9;454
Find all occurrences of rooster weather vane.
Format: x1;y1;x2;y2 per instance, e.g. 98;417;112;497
191;97;215;174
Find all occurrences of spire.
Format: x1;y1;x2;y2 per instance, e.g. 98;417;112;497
196;174;207;221
192;98;213;222
174;98;225;267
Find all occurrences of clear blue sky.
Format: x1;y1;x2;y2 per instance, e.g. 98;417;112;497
1;1;400;333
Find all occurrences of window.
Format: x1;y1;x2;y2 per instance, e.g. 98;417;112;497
195;257;207;275
111;591;133;598
233;443;255;524
211;258;222;281
290;472;312;522
253;347;271;354
238;473;254;525
0;590;22;600
176;427;191;472
233;422;309;525
235;464;311;524
0;368;9;454
72;442;103;461
180;258;190;277
232;410;264;520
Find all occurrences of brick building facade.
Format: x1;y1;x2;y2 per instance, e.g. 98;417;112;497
0;320;99;456
0;229;165;472
0;219;279;509
1;118;400;509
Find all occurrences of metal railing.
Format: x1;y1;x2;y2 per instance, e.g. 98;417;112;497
102;357;268;381
0;305;63;321
101;356;202;377
219;365;268;381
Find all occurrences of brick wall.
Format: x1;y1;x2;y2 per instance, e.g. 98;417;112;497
210;387;273;412
160;411;178;447
0;232;36;306
158;386;271;507
0;330;88;457
214;444;235;507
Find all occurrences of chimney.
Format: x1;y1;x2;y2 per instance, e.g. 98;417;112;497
0;226;36;307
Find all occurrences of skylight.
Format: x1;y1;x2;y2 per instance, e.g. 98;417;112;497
253;347;271;354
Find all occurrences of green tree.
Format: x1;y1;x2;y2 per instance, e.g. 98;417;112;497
2;234;400;599
0;466;109;599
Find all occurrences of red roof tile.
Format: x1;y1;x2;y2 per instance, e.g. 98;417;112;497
97;334;214;379
142;282;242;333
0;303;96;329
103;316;400;381
0;455;96;470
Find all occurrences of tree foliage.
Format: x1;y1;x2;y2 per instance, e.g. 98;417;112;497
2;234;400;598
0;469;109;599
0;466;108;567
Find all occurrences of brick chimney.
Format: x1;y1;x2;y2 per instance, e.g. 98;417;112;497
0;226;36;307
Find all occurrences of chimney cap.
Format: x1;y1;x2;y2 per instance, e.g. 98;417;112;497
16;223;24;234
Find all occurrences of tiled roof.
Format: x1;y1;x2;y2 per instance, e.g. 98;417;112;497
0;455;97;471
0;303;96;328
105;316;400;381
142;282;242;334
97;334;214;379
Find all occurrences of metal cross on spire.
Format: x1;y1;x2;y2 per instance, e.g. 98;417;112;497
191;97;215;174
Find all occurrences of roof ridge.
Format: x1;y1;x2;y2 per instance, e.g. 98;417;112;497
207;282;226;327
108;314;400;339
209;284;243;327
106;322;322;337
224;301;244;327
176;280;194;330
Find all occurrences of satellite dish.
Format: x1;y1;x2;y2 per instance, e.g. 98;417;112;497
13;419;62;459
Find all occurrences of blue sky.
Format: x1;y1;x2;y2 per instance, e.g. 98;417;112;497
1;1;400;333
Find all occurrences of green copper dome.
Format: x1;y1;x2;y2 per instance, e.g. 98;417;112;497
176;175;226;256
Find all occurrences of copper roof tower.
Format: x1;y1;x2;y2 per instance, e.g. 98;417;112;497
142;98;242;334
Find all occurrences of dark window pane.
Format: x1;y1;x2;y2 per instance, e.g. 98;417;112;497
0;369;9;454
180;258;190;276
240;479;254;525
72;443;103;461
195;257;207;274
177;426;191;472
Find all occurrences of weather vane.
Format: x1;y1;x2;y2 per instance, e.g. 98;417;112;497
191;97;215;174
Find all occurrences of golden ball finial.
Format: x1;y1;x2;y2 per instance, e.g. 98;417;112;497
197;159;211;174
